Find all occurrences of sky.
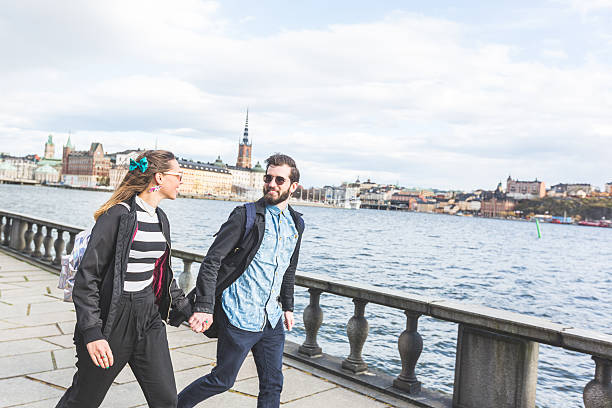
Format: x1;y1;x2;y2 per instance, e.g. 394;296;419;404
1;0;611;190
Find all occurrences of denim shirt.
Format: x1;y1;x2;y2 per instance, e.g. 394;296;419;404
222;204;299;332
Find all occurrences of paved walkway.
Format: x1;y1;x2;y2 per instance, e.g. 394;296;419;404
0;251;405;407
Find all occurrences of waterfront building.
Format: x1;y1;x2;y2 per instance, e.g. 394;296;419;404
0;154;37;180
481;184;515;217
62;139;111;187
415;198;436;212
34;164;60;184
548;183;594;198
506;176;546;199
0;160;18;181
178;158;232;197
606;182;612;194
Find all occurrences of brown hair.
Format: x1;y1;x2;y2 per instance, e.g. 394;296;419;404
94;150;176;220
265;153;300;183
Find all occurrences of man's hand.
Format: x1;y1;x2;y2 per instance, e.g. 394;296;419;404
189;312;213;333
86;339;114;369
284;311;294;331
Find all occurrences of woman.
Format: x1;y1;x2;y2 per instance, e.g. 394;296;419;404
56;150;191;408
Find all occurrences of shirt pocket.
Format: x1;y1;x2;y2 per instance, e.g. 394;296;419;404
278;224;298;265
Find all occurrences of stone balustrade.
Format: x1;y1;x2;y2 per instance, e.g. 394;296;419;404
1;209;611;408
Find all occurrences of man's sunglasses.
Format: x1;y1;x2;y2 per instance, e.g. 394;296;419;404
164;171;183;182
263;174;290;185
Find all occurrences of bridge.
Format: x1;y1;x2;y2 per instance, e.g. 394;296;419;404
1;209;611;408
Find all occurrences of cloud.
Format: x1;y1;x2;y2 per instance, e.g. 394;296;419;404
1;3;611;190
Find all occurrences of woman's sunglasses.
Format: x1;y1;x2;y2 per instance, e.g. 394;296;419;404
164;171;183;182
263;174;289;185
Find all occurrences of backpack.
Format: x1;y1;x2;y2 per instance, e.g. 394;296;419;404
58;202;130;302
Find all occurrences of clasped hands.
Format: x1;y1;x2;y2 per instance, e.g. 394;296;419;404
187;311;295;332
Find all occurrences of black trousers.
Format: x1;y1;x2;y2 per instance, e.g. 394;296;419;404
56;286;177;408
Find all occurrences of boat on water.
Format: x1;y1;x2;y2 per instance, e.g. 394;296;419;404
578;220;611;228
348;198;361;210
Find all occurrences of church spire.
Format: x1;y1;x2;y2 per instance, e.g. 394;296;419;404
242;108;250;145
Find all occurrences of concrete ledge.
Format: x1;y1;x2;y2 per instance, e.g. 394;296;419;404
429;300;569;346
561;328;612;360
284;340;452;408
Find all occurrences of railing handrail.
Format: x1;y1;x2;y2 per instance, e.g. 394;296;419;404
0;209;83;233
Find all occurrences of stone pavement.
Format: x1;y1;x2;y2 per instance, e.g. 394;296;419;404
0;251;409;407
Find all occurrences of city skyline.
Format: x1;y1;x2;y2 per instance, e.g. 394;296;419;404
1;1;611;190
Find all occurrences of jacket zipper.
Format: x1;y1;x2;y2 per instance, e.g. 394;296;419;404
161;218;172;323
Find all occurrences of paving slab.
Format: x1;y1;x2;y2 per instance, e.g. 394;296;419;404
0;377;64;407
27;301;75;314
42;334;76;348
283;386;392;407
233;367;337;403
99;381;148;407
4;311;77;327
0;320;20;330
166;329;208;349
0;324;61;342
0;351;54;379
0;338;62;358
28;367;75;389
57;320;76;335
174;340;219;359
113;350;213;384
13;397;60;408
52;348;77;369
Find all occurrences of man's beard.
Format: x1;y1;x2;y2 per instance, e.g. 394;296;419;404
263;186;291;205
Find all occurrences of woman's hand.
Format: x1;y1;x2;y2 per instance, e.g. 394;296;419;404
86;339;114;369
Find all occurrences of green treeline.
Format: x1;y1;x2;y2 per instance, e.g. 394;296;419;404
514;197;612;221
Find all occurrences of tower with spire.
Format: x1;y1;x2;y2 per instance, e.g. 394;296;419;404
236;110;252;168
62;133;74;174
44;134;55;159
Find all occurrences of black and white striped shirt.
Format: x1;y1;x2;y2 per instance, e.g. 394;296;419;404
124;196;167;292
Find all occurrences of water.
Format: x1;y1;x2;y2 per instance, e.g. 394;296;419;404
1;184;610;407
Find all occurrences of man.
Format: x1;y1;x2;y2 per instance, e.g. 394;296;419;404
177;153;305;408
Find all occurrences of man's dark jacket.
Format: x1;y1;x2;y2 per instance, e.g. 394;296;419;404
190;198;304;337
73;195;191;344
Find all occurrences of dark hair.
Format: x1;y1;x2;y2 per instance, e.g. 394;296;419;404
265;153;300;183
94;150;176;220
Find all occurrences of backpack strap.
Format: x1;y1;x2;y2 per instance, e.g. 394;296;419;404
243;202;256;242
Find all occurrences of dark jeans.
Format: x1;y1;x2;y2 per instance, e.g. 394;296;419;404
56;286;177;408
177;312;285;408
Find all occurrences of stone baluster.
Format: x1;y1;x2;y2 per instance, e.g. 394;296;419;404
11;219;27;251
66;231;77;255
42;226;54;262
23;222;34;255
299;289;324;357
2;216;11;246
393;311;423;393
53;229;66;265
32;224;44;258
0;216;4;244
178;260;194;292
342;298;369;373
584;356;612;408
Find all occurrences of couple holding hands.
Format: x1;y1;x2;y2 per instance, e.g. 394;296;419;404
56;151;304;408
